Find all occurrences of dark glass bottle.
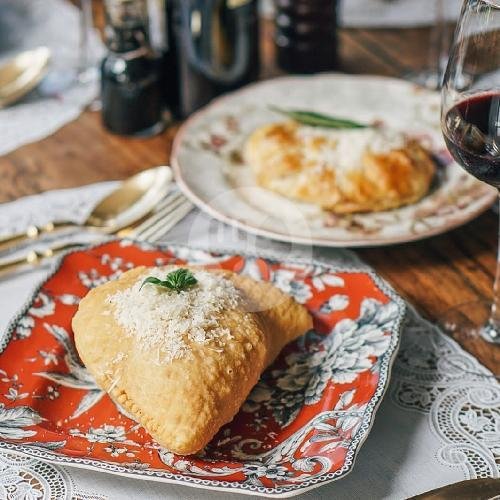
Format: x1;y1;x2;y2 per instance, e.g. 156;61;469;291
145;0;179;116
274;0;339;74
166;0;260;118
163;0;180;117
101;0;164;136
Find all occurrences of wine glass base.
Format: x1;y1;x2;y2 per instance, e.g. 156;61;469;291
439;300;500;379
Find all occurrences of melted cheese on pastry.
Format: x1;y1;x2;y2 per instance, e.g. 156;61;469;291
244;121;435;213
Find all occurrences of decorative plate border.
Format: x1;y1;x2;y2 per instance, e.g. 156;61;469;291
0;240;406;498
171;74;497;248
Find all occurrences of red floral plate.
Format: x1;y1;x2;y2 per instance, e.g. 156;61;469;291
0;241;405;497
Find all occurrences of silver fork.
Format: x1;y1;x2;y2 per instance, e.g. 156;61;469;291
0;190;194;276
123;190;193;242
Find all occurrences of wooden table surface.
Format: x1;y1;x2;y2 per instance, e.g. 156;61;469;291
1;13;499;374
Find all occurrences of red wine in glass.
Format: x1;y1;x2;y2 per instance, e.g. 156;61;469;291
443;92;500;187
439;0;500;367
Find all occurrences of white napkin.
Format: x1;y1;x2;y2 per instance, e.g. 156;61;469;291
0;0;104;155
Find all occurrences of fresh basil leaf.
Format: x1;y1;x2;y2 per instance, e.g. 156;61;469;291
139;276;164;291
140;268;198;293
165;268;198;293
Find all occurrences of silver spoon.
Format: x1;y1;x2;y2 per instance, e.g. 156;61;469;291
0;166;172;252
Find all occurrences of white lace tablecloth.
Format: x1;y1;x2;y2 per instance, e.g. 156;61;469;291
0;183;498;500
0;0;104;156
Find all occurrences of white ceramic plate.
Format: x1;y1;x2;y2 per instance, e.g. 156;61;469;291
172;74;496;247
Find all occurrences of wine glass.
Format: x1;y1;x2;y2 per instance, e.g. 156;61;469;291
77;0;98;83
441;0;500;373
407;0;461;89
39;0;99;97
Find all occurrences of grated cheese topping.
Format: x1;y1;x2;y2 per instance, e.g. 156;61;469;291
296;125;406;172
106;267;240;364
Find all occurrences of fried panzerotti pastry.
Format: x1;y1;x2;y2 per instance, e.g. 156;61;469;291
72;265;312;455
244;121;436;213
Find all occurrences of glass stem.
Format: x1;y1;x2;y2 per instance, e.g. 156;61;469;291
78;0;93;79
436;0;452;87
424;0;444;88
489;195;500;336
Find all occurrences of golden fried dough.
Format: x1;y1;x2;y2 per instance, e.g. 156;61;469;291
244;121;435;213
72;266;312;455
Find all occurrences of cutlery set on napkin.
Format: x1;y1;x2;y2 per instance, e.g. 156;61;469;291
0;166;193;277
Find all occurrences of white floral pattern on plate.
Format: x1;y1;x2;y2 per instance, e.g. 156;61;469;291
172;74;496;247
242;299;397;428
0;241;404;498
0;405;43;440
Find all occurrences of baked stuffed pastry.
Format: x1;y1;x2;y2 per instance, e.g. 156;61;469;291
244;121;436;213
72;265;312;455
